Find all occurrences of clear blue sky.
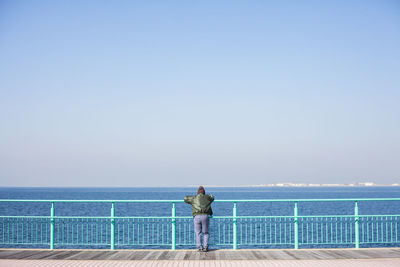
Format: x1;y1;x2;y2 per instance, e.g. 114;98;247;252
1;0;399;187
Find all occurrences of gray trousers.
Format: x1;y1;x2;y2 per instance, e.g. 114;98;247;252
194;214;209;249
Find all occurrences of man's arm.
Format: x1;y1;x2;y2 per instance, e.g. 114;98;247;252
184;195;194;204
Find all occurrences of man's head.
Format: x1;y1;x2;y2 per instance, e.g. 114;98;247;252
197;186;205;195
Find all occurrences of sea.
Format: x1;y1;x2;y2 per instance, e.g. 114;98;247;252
1;187;400;249
1;186;400;217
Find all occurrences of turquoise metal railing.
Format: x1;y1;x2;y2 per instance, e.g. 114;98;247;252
0;198;399;249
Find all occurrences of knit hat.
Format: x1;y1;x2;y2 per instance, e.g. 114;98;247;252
197;186;205;194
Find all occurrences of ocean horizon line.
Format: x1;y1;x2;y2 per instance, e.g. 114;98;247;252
0;184;399;189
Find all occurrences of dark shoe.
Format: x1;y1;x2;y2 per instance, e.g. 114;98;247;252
202;247;208;252
197;247;203;252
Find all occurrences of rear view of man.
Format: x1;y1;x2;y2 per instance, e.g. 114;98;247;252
184;186;214;252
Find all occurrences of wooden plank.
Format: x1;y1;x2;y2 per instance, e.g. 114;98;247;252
92;251;120;260
200;251;210;260
142;250;162;260
0;250;40;259
168;251;183;260
1;248;400;261
156;251;169;260
127;250;147;260
190;250;201;260
264;250;290;260
181;251;190;260
43;250;81;260
219;251;232;260
312;250;339;260
314;249;348;259
304;250;328;260
168;250;179;260
64;251;105;260
333;249;368;259
183;250;191;260
387;248;400;257
138;250;153;260
206;250;216;260
214;250;223;260
244;251;258;260
369;248;400;258
18;250;65;260
0;250;31;258
355;249;389;259
253;250;275;260
294;250;321;260
280;250;302;260
87;251;116;260
226;250;247;260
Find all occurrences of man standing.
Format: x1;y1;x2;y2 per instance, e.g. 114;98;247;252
184;186;214;252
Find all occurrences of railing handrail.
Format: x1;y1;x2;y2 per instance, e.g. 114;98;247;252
1;214;400;219
0;198;400;203
1;198;400;250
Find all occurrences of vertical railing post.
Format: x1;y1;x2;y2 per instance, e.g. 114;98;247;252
171;202;176;250
50;202;55;250
233;202;237;250
110;202;115;250
294;202;299;249
355;201;359;249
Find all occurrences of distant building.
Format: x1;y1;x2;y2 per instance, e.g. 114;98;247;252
357;182;375;186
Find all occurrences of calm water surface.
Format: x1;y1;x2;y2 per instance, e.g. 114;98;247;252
1;187;400;217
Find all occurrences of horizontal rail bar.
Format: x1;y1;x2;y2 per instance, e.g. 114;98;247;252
2;200;400;250
1;198;400;203
1;214;399;219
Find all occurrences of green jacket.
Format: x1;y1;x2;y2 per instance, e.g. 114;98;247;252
184;193;214;217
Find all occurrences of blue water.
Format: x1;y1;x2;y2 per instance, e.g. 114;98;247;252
1;187;400;249
1;186;400;217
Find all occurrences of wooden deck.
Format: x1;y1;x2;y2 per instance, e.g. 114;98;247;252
0;248;399;261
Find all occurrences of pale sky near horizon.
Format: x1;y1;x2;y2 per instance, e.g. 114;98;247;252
1;0;399;187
